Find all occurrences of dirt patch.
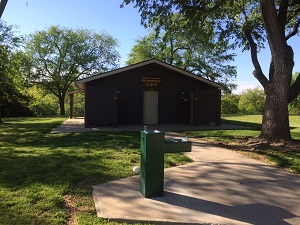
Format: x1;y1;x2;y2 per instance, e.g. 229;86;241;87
64;194;79;225
64;177;99;224
75;177;98;189
213;136;300;152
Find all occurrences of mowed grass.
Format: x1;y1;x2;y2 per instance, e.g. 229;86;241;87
0;117;192;225
222;114;300;139
184;114;300;174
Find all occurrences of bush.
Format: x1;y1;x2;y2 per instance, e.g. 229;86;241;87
238;88;265;114
26;86;85;116
221;94;240;114
27;86;59;116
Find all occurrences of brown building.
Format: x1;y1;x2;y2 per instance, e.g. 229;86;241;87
76;59;222;128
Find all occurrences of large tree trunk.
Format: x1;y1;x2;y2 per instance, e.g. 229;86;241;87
59;96;66;116
258;1;295;142
260;84;291;141
260;44;294;142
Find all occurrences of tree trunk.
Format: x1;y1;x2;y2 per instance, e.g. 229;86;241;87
260;87;291;142
0;117;3;124
258;1;295;142
260;47;294;142
59;96;65;116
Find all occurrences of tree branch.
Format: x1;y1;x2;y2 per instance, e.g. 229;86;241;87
286;19;300;40
269;58;274;81
289;74;300;103
240;1;269;87
43;60;53;77
32;81;59;98
278;0;289;31
261;0;287;51
0;0;8;18
288;0;300;7
245;31;269;88
172;46;191;54
53;41;64;76
181;0;224;13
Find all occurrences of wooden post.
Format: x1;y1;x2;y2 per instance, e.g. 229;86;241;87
112;88;118;127
193;89;199;125
70;93;74;119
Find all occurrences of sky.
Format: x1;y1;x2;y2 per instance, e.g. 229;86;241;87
2;0;300;93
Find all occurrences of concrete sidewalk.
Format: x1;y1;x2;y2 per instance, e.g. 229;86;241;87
93;134;300;225
50;118;251;133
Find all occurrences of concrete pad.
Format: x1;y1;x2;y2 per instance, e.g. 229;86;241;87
183;137;249;162
90;131;300;224
184;138;299;184
93;162;300;224
50;118;251;134
245;179;300;217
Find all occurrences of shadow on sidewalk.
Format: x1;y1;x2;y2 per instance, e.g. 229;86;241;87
156;191;295;225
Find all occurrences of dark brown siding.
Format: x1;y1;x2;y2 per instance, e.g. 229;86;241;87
194;89;221;125
84;63;221;126
85;86;115;127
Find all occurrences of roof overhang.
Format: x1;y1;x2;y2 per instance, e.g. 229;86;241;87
75;59;223;91
67;89;82;95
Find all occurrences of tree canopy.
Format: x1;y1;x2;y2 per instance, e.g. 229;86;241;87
127;14;237;92
24;25;120;115
238;88;265;114
122;0;300;142
0;20;32;119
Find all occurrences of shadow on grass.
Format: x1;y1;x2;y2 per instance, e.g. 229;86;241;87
0;130;142;190
221;118;298;131
0;149;118;188
221;118;261;130
254;149;300;174
0;119;143;224
0;148;117;224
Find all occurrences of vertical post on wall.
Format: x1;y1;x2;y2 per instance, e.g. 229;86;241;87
70;93;74;119
189;92;194;124
193;89;199;125
112;88;118;127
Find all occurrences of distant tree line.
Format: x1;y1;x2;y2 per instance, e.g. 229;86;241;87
0;20;119;118
222;88;265;115
222;74;300;115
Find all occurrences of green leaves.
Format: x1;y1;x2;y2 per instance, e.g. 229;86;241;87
0;21;33;117
238;88;266;114
127;13;237;92
24;25;120;115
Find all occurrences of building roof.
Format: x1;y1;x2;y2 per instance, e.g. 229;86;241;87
76;59;223;91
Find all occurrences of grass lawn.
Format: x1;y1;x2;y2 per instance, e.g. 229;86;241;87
184;114;300;175
0;117;192;225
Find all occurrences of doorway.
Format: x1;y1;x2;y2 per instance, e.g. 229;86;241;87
143;91;158;124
